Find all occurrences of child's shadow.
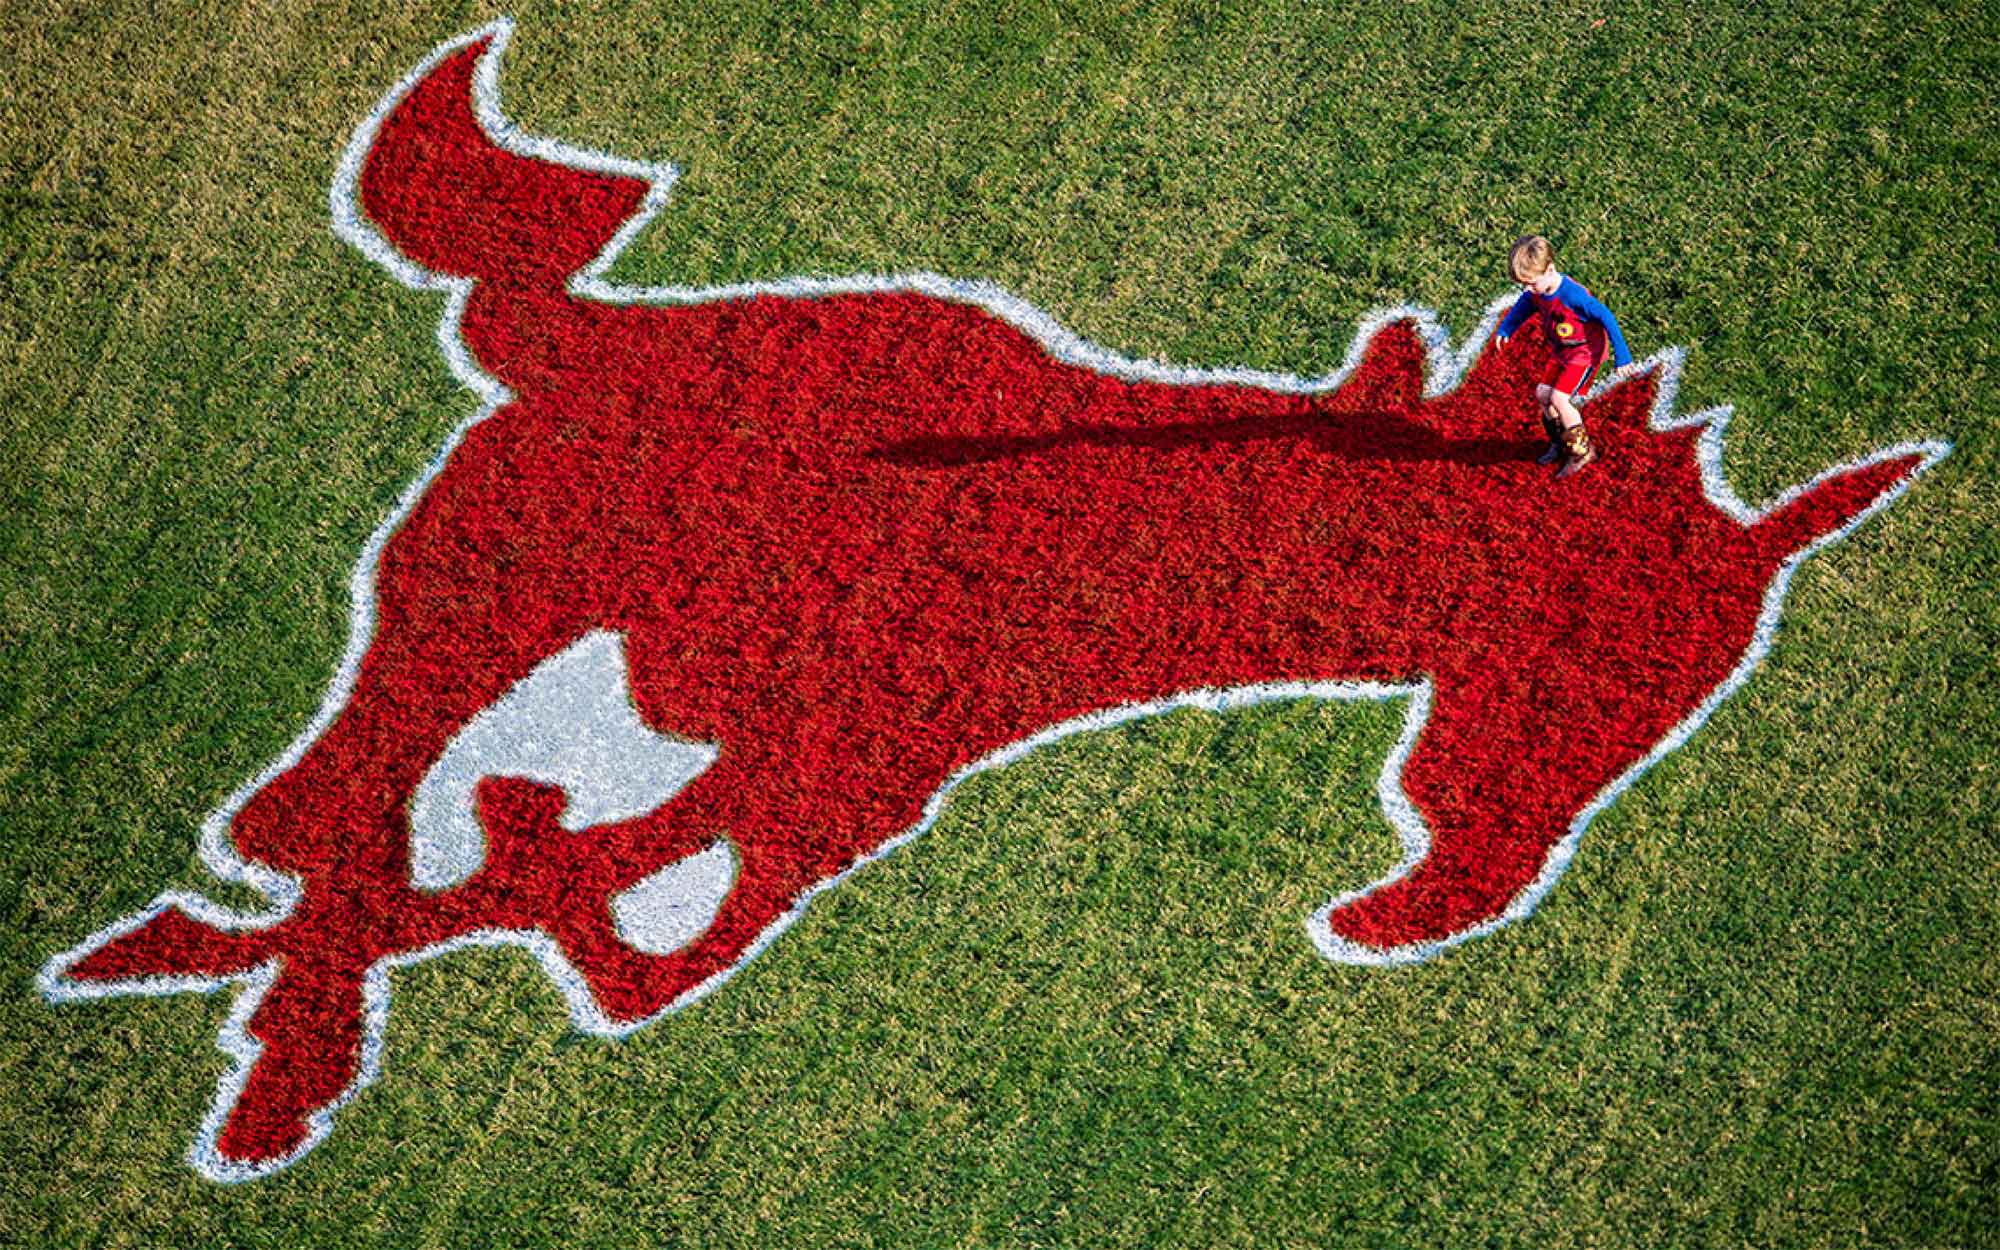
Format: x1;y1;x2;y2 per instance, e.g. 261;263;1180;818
868;407;1530;469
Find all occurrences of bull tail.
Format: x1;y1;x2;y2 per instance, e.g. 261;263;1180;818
335;21;662;290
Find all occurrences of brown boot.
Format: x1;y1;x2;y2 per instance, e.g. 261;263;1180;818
1556;423;1596;478
1536;413;1564;465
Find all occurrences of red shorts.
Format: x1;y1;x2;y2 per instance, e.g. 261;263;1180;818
1539;350;1601;398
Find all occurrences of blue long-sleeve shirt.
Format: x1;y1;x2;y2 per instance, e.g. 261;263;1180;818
1498;275;1633;368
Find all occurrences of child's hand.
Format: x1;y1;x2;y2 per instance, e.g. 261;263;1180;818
1611;362;1641;382
1494;333;1510;347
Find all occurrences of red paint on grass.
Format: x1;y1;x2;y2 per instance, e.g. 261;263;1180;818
59;38;1928;1169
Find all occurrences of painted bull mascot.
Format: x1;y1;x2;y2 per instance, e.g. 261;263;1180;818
42;21;1947;1179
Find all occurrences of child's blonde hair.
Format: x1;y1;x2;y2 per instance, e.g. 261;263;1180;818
1509;235;1554;282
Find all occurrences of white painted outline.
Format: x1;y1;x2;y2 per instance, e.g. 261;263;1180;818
37;16;1953;1181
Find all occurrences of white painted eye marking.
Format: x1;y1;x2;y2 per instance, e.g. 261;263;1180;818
408;630;719;891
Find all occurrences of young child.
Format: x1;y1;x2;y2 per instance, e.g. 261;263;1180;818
1493;235;1635;477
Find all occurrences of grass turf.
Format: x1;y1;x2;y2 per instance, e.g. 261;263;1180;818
2;0;1995;1245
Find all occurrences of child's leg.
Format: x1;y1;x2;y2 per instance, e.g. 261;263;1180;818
1549;387;1584;430
1547;353;1600;475
1533;381;1563;464
1534;382;1556;415
1550;353;1600;428
1550;387;1597;476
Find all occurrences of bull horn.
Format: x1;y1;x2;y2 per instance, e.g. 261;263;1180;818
335;20;661;288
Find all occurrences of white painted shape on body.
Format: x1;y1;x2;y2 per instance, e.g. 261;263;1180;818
408;630;718;890
612;840;739;955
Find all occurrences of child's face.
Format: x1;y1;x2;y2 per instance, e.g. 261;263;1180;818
1517;266;1560;296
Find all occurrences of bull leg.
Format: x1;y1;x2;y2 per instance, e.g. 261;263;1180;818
55;902;277;989
202;949;371;1173
45;897;377;1178
1315;673;1620;959
107;575;588;1174
469;759;811;1026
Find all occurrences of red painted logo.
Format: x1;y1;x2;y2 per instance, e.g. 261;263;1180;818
40;22;1947;1180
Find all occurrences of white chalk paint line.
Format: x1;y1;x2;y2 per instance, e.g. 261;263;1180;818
37;15;1955;1181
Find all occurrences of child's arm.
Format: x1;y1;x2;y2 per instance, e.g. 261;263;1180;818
1565;284;1634;367
1494;292;1535;343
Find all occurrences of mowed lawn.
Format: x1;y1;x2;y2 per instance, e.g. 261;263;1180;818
2;1;1994;1246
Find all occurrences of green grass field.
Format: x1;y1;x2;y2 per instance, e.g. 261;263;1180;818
3;2;1995;1245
